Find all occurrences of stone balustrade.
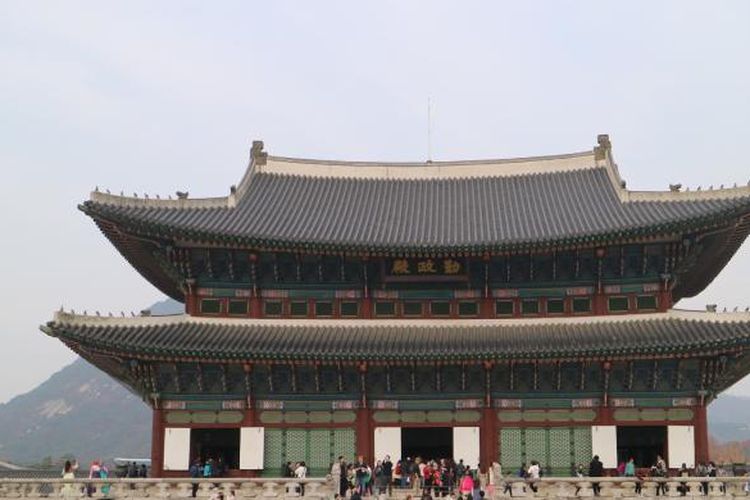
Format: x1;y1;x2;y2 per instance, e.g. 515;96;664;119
0;477;749;499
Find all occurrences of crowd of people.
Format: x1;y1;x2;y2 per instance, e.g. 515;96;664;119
329;455;492;500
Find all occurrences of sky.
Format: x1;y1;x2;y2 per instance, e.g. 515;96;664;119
0;1;749;404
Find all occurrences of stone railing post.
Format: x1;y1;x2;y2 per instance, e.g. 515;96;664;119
261;481;280;498
708;479;725;497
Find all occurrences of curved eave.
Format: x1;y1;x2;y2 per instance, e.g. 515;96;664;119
41;311;750;364
81;198;750;256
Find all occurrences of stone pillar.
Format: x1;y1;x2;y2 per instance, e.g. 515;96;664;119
151;408;165;478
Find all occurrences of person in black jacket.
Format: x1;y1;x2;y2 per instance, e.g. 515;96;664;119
589;455;604;496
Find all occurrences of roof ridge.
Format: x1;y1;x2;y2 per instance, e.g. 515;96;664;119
46;308;750;329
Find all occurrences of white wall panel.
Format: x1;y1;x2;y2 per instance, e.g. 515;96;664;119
163;427;191;471
453;427;480;469
591;426;617;469
374;427;401;462
240;427;265;470
668;425;695;469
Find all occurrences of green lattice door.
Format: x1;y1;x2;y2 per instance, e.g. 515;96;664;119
261;427;356;477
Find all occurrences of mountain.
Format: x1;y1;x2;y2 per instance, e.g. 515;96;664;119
708;394;750;443
0;298;182;466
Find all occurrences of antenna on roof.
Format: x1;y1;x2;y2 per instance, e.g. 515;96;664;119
427;96;433;163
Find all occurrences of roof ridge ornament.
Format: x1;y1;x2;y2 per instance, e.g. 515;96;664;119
251;140;267;166
594;134;611;161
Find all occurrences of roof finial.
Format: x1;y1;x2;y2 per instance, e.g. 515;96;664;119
106;189;111;194
251;140;267;166
733;306;738;312
95;186;99;192
176;191;189;200
133;192;138;198
96;311;100;316
669;183;682;192
706;304;717;312
594;134;611;160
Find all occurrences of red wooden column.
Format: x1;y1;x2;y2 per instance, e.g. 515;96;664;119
356;363;373;463
151;408;165;477
480;362;497;468
694;403;710;463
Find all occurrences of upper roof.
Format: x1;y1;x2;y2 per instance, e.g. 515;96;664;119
81;135;750;254
43;309;750;363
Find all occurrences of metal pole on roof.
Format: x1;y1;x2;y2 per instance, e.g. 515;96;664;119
427;96;433;163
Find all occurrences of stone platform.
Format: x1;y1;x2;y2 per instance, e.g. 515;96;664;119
1;477;749;499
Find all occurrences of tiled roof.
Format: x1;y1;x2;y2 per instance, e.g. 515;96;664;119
42;310;750;362
80;138;750;253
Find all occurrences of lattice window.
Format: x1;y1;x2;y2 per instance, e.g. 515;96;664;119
262;429;285;477
573;427;592;467
500;428;523;470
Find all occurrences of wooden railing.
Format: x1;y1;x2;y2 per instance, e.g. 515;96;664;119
1;476;749;498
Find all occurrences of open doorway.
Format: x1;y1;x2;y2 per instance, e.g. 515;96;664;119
401;427;453;461
190;428;240;471
617;426;666;469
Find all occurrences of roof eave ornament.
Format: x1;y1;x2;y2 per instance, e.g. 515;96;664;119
594;134;611;161
251;140;267;167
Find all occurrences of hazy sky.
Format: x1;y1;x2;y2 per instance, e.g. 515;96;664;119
1;1;749;404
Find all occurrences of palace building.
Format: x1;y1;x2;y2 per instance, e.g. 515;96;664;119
43;135;750;477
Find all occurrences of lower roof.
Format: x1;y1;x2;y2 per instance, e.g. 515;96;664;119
42;310;750;362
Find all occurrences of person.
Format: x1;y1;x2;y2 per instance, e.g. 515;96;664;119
61;460;77;499
127;461;138;479
99;462;111;497
374;460;387;495
203;459;213;479
87;460;101;497
678;463;690;496
471;475;482;500
517;463;527;479
624;458;636;477
382;455;394;495
139;463;148;478
527;461;540;493
295;461;307;496
588;455;604;496
617;461;626;476
460;470;474;496
189;459;202;497
354;456;368;495
654;455;668;496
